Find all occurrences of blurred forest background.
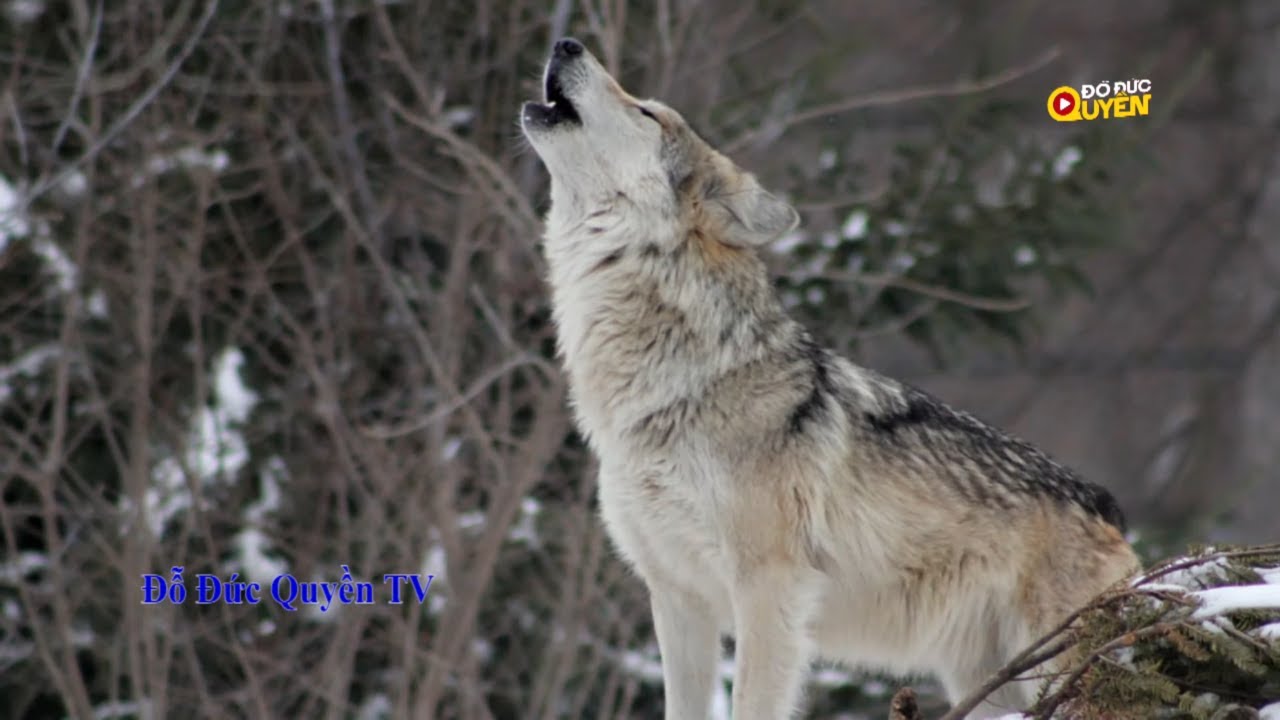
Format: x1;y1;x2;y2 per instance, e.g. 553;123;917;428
1;0;1278;718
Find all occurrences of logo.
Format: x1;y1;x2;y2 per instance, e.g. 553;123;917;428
1047;87;1080;120
1048;79;1151;122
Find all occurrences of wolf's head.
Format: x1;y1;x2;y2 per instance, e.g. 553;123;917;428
521;38;798;248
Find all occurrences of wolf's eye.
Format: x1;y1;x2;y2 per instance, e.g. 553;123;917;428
636;106;659;123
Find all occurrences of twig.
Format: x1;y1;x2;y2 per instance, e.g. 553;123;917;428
840;271;1032;313
1030;622;1178;719
853;299;938;338
358;353;549;439
383;92;542;239
726;47;1060;154
52;0;103;155
22;0;219;209
936;634;1078;720
937;588;1129;720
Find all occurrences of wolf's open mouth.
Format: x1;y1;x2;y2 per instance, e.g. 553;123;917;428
523;66;581;128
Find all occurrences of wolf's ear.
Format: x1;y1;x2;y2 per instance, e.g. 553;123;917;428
707;175;800;247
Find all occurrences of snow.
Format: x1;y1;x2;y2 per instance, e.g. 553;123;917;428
357;692;392;720
133;145;230;187
213;348;258;421
302;572;342;622
1112;645;1137;670
32;236;78;293
508;497;541;546
1134;554;1280;622
457;511;486;531
1;173;83;300
888;252;916;272
0;551;47;583
0;175;30;250
619;646;663;682
421;541;446;581
1134;553;1229;589
1261;701;1280;720
1013;245;1037;267
144;347;259;536
1134;583;1194;595
0;344;59;404
883;220;909;237
818;148;837;170
87;289;108;318
247;457;284;521
232;456;288;582
443;106;475;128
5;0;43;23
841;210;868;240
441;436;463;461
421;538;447;616
810;667;851;688
1190;584;1280;620
1190;692;1222;716
1051;146;1082;179
233;528;288;585
1257;622;1280;640
59;170;88;198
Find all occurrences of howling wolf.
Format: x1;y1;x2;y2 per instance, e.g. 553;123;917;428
521;37;1139;720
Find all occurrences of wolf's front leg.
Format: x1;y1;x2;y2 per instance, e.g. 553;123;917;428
651;586;719;720
730;564;819;720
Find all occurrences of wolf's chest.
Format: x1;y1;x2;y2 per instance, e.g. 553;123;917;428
596;456;735;616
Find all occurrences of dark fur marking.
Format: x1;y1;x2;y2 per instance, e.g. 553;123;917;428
588;248;624;274
1077;482;1128;532
787;335;833;435
719;321;736;346
631;399;692;448
702;172;724;200
641;474;663;498
865;384;1128;531
674;170;696;196
640;243;661;259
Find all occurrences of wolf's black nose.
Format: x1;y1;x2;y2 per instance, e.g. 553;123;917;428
554;38;584;58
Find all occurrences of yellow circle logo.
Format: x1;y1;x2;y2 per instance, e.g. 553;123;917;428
1047;86;1081;122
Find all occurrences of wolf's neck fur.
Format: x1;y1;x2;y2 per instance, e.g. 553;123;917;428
542;195;798;447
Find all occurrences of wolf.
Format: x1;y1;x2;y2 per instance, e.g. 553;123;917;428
521;38;1140;720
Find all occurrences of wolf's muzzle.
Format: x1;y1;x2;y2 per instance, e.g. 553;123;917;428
553;38;583;58
521;37;585;129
